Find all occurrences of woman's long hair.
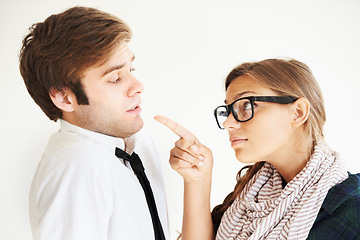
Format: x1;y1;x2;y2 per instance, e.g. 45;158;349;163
211;58;326;233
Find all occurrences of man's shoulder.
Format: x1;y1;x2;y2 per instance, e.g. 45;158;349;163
40;130;113;171
45;129;107;153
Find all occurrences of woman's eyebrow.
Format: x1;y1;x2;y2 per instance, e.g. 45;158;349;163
225;91;255;104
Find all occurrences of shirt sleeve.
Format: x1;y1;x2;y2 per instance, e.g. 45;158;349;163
30;145;113;240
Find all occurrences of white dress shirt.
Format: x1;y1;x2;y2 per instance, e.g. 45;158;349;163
29;120;169;240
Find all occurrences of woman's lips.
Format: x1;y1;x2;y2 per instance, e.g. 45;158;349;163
230;138;247;147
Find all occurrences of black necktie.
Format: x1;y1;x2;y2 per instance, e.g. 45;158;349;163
115;148;166;240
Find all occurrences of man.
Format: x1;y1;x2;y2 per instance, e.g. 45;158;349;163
19;6;169;240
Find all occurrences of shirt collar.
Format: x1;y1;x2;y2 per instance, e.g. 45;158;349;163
59;119;136;154
321;172;360;215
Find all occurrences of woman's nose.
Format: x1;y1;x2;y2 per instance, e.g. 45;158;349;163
223;113;241;130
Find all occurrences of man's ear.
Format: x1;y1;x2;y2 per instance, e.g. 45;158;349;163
49;87;76;113
292;97;310;127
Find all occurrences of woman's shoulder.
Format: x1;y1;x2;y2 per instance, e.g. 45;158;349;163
326;173;360;208
321;172;360;223
307;173;360;239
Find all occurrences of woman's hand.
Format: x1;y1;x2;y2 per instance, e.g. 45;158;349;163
154;115;213;183
155;115;215;240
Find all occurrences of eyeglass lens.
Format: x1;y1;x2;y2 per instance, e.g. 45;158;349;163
215;98;253;128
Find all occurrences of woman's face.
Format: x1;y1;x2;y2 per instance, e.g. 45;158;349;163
223;75;296;165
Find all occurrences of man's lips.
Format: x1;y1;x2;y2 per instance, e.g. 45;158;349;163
127;104;142;113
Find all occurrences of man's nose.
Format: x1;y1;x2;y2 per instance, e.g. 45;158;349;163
128;75;144;97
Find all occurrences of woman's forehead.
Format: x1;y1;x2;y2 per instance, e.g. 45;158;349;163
225;76;275;103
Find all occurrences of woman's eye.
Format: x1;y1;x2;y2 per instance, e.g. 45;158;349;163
130;67;136;72
244;102;252;110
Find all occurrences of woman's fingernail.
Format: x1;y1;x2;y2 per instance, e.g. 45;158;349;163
191;145;199;152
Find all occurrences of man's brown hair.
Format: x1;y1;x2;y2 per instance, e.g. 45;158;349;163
19;6;132;121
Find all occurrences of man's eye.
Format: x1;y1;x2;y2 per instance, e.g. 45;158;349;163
109;78;120;84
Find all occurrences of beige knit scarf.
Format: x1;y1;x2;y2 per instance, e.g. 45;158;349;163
216;142;348;240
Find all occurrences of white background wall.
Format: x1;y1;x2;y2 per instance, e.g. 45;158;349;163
1;0;359;239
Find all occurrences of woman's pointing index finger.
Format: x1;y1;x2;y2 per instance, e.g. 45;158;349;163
154;115;199;144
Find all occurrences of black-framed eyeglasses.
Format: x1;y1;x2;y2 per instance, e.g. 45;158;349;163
214;96;298;130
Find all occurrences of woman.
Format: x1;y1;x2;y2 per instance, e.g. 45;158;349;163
155;58;360;240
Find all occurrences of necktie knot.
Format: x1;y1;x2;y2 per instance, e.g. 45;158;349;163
115;147;144;172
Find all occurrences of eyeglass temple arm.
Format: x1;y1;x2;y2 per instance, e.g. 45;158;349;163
254;96;298;104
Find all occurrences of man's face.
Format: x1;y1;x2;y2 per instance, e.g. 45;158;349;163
68;42;144;138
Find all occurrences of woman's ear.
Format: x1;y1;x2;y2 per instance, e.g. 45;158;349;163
49;87;76;113
292;97;310;127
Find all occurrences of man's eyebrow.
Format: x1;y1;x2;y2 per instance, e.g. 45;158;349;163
102;54;135;77
224;91;255;104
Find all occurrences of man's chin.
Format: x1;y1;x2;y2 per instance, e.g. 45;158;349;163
121;119;144;138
